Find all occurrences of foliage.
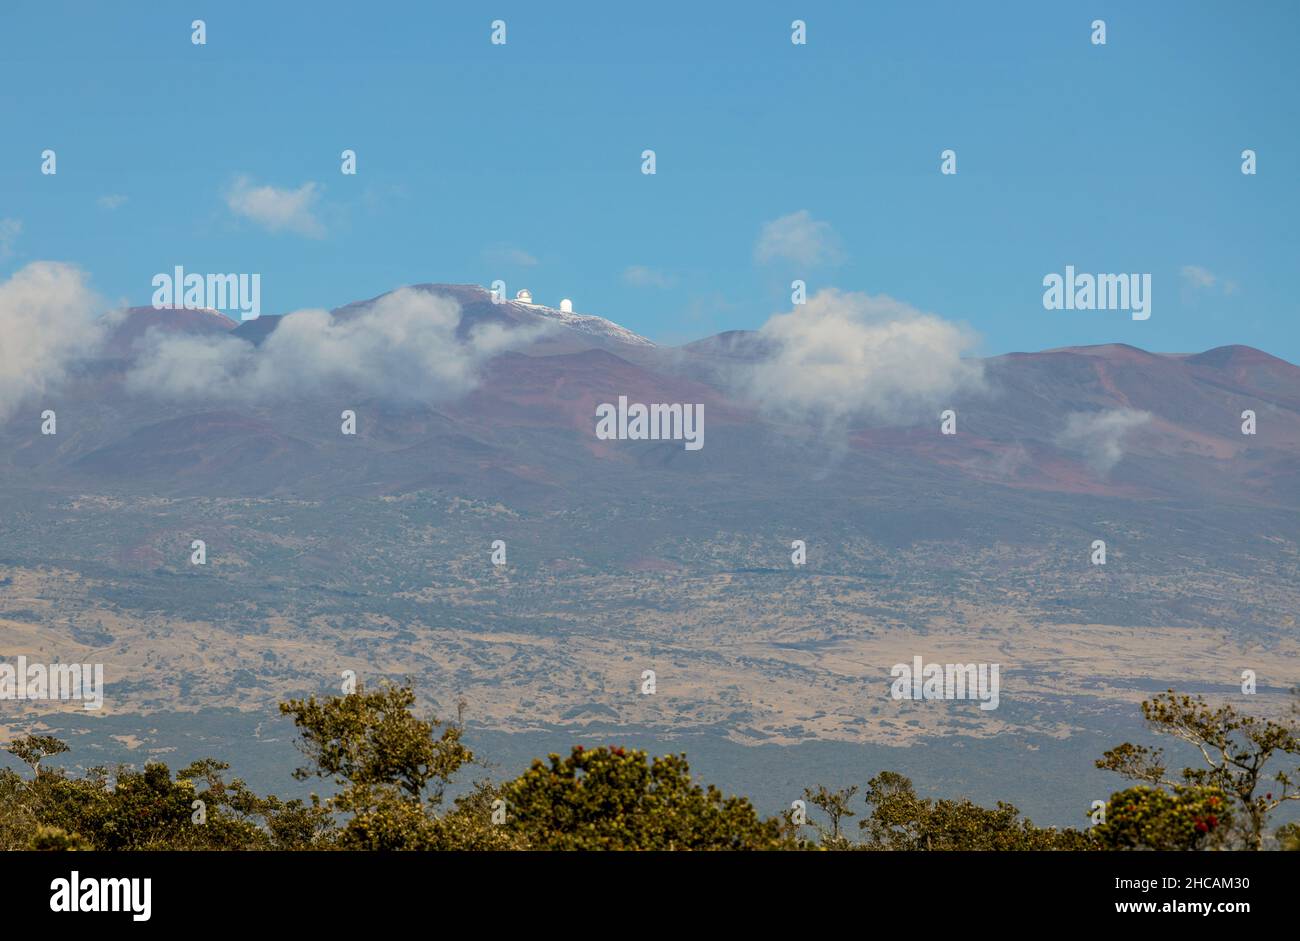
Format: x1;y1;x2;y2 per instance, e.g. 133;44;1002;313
0;685;1291;851
0;749;328;851
1096;689;1300;849
280;681;473;805
1092;785;1231;850
279;681;477;849
802;784;858;848
28;825;91;851
499;745;793;850
853;771;1092;850
1275;821;1300;851
5;734;69;776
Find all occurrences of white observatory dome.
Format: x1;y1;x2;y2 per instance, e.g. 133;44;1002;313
559;298;573;313
515;289;533;304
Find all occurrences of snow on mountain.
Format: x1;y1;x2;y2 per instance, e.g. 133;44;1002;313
507;297;656;348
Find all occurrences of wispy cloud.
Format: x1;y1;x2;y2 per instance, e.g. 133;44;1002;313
1181;264;1238;295
622;265;675;288
0;218;21;259
754;210;844;267
1055;408;1151;476
97;194;128;211
225;176;325;238
483;244;539;267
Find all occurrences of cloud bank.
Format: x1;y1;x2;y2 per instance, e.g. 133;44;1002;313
0;262;105;422
731;289;985;427
127;287;545;404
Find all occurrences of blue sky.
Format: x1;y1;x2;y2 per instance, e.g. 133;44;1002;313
1;0;1297;359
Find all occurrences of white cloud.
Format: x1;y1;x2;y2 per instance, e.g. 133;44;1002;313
225;176;325;238
127;287;548;404
1180;265;1216;290
622;265;675;289
97;194;128;210
0;262;106;422
483;244;539;267
731;288;984;427
754;210;843;267
0;218;21;259
1055;408;1151;476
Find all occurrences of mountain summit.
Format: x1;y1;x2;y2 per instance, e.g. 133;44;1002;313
216;283;654;355
6;282;1295;511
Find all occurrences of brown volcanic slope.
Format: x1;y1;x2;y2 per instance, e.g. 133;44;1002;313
1;293;1297;511
962;344;1300;504
101;306;236;358
0;289;1296;781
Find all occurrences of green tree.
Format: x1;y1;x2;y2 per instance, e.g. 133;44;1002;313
1092;785;1231;850
279;681;474;849
425;780;528;850
802;784;858;848
257;793;338;850
1275;821;1300;851
2;732;338;850
1096;689;1300;849
858;771;1091;850
28;825;92;851
501;745;793;850
5;734;69;777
